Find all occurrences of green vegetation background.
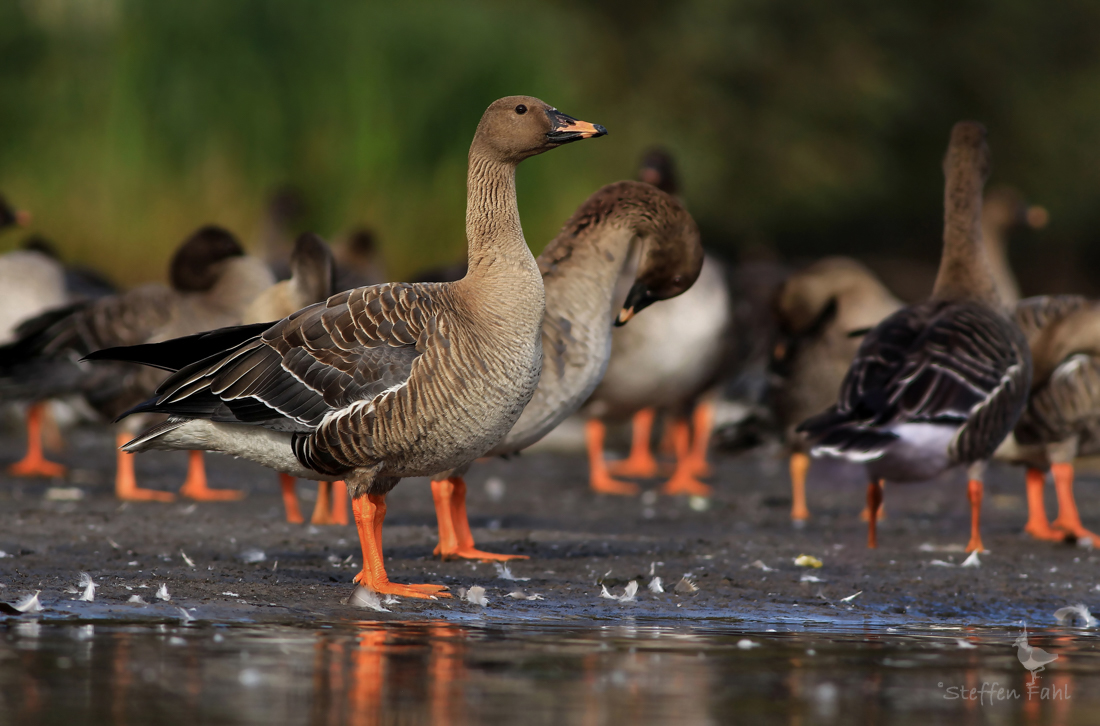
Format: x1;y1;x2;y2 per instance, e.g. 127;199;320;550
2;0;1099;293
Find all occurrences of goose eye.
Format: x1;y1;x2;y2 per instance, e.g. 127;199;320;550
515;104;527;115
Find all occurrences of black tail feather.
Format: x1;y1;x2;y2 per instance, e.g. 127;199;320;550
85;322;273;372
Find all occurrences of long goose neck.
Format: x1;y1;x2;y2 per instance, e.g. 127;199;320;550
460;147;536;281
932;143;998;306
541;223;638;323
980;214;1021;308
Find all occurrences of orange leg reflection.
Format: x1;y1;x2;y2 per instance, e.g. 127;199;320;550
349;630;387;726
608;408;659;477
428;623;467;726
585;419;640;495
431;476;528;561
8;402;66;478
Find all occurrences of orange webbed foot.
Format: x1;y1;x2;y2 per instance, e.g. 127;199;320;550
435;546;529;562
607;455;659;478
353;571;451;599
660;473;712;497
1024;521;1070;542
590;472;640;496
8;456;66;479
965;537;985;554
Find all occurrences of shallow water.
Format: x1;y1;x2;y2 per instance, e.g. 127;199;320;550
4;618;1099;725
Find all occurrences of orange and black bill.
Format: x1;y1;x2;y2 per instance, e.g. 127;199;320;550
546;108;607;144
615;281;654;326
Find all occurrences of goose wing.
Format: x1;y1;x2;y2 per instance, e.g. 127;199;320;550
107;283;442;447
799;300;1030;462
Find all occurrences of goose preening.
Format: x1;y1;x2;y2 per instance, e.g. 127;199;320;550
770;257;902;523
996;295;1100;544
797;122;1031;552
0;226;274;500
427;180;703;560
87;96;607;599
583;150;733;496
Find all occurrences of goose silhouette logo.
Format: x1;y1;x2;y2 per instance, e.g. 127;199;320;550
1015;628;1058;681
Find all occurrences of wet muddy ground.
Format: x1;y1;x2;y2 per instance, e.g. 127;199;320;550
2;425;1099;627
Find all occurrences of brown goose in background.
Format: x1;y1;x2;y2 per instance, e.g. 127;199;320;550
427;180;703;560
333;228;388;291
256;185;307;279
980;185;1048;308
995;295;1100;543
0;226;274;500
583;149;732;496
798;122;1032;552
89;96;607;599
770;257;902;523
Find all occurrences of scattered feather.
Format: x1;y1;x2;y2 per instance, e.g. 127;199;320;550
507;590;544;600
128;595;147;605
350;586;390;612
794;555;823;568
955;639;977;649
177;607;195;623
929;559;955;567
648;577;665;593
156;584;171;601
45;487;84;501
675;576;699;594
107;538;121;550
918;543;966;553
78;573;96;602
180;551;196;567
493;563;529;581
239;549;266;564
0;551;10;558
484;476;506;502
1054;603;1098;627
600;581;639;602
749;560;774;572
14;591;43;613
222;591;240;598
800;574;824;583
737;639;761;650
688;496;710;512
840;591;862;603
961;551;981;568
465;586;489;607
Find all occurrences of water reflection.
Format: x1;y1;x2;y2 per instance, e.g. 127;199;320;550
2;619;1100;725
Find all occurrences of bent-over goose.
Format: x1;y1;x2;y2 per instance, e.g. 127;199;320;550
88;96;607;599
427;180;704;560
995;295;1100;543
770;257;902;523
0;226;274;500
798;122;1032;552
583;150;733;496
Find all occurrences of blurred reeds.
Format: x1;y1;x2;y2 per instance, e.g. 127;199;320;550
3;0;1100;293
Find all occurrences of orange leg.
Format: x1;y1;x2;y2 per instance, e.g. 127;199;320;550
179;450;244;501
311;482;335;525
683;401;715;477
430;476;528;561
585;419;640;495
279;473;304;523
115;433;174;502
332;480;349;525
7;402;66;478
1050;463;1100;543
660;417;712;496
860;481;887;522
790;452;811;522
1023;468;1065;541
607;408;659;477
965;479;984;553
351;494;449;599
866;479;883;549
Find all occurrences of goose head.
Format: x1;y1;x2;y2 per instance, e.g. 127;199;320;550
615;212;704;326
288;232;335;304
169;225;246;292
472;96;607;163
984;185;1048;233
638;147;680;196
0;194;32;230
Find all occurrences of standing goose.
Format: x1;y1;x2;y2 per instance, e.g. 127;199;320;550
88;97;607;599
0;226;275;500
583;151;733;496
798;122;1031;552
770;257;902;523
428;180;704;560
996;295;1100;543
